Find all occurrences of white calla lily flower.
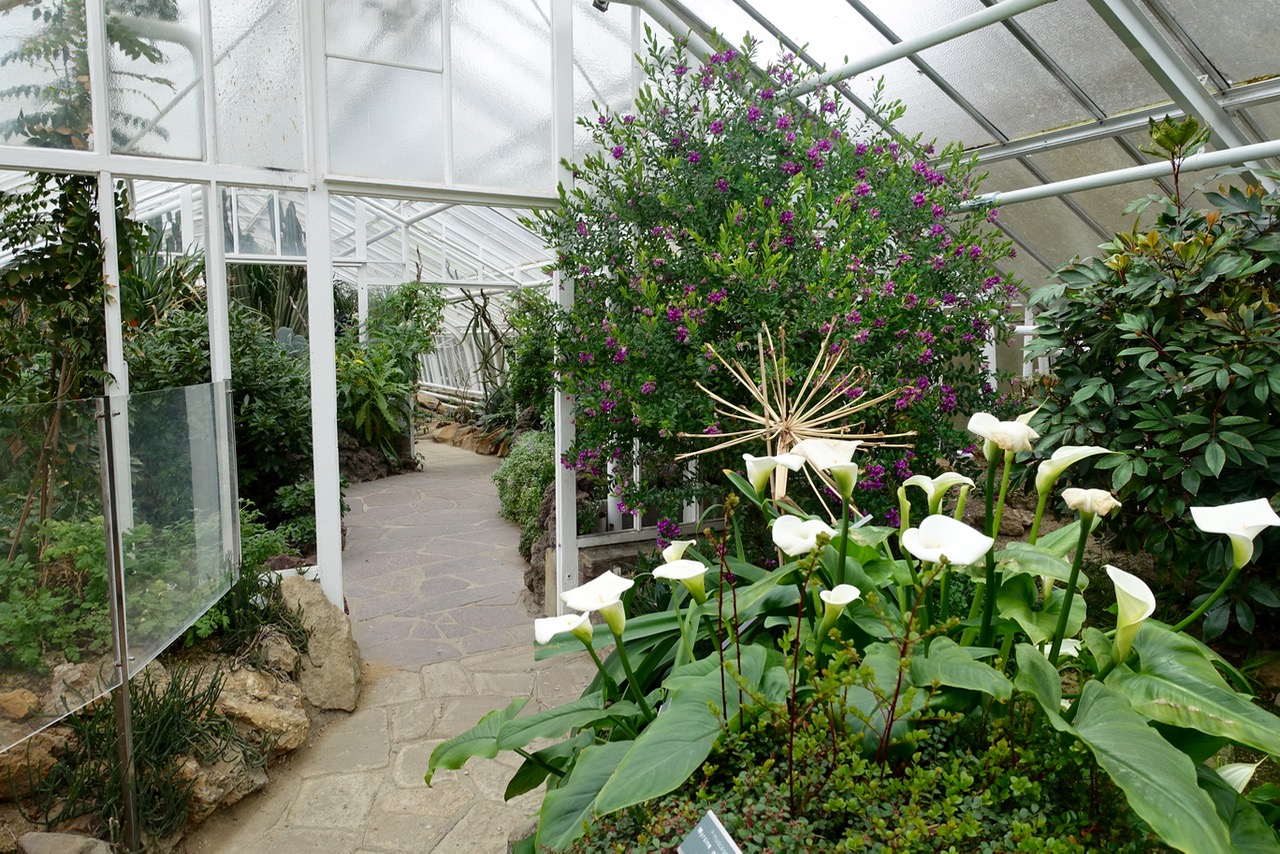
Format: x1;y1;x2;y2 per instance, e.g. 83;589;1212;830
772;514;837;556
901;515;994;566
1035;446;1115;495
653;559;710;604
1043;638;1082;659
968;411;1039;454
819;584;861;608
1106;565;1155;663
534;612;592;645
743;453;805;496
790;438;861;471
902;472;975;514
661;539;696;563
1190;499;1280;569
828;461;859;501
560;570;634;635
1062;487;1122;518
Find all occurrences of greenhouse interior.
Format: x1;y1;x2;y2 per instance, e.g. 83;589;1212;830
2;0;1280;851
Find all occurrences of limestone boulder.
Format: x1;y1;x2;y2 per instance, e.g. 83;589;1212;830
215;667;309;752
41;662;109;717
0;689;39;722
17;832;111;854
280;577;362;711
257;630;301;675
0;728;68;802
175;749;268;824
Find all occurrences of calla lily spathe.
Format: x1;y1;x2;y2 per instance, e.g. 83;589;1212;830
901;515;994;566
1035;446;1115;495
743;453;805;496
661;539;696;563
653;558;710;604
1062;487;1122;518
1190;498;1280;569
819;584;861;608
790;438;861;471
827;461;859;501
968;412;1039;454
560;570;634;635
772;514;836;556
1106;564;1155;663
534;612;592;645
902;472;975;514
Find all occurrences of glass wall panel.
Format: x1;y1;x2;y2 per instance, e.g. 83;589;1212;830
451;0;553;190
325;0;442;69
223;187;307;258
0;396;117;751
573;0;632;163
107;0;205;159
122;381;236;676
327;57;444;182
212;0;305;170
0;0;95;149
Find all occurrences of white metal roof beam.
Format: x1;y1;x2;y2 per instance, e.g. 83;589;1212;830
1086;0;1277;190
786;0;1059;99
971;76;1280;164
606;0;715;59
970;136;1280;207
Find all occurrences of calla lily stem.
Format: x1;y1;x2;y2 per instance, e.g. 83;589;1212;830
1171;561;1245;634
610;629;655;722
1047;514;1093;666
977;452;1000;647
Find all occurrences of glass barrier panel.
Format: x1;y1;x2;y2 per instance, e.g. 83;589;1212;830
122;382;237;676
0;396;118;753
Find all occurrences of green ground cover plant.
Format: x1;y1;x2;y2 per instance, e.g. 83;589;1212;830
493;430;556;561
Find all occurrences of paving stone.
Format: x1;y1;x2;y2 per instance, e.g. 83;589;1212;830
432;804;537;853
421;660;471;696
300;707;391;775
393;741;443;788
289;772;383;829
232;829;363;852
390;699;444;742
470;669;536;697
360;667;424;708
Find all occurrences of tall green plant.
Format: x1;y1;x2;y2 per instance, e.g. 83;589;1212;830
527;32;1018;524
1028;116;1280;638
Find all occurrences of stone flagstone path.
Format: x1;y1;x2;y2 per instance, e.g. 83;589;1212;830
179;442;595;853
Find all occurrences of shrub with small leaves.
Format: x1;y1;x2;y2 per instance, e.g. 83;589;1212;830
493;430;555;561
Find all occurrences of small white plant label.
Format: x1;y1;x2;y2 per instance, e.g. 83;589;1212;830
677;810;742;854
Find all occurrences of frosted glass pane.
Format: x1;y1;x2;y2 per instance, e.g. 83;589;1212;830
730;0;886;71
327;57;444;182
573;0;632;164
124;382;237;675
212;0;304;170
1026;139;1152;231
0;0;95;149
1160;0;1280;85
1012;0;1169;118
325;0;441;69
107;0;204;158
979;159;1107;269
451;0;553;191
857;0;980;41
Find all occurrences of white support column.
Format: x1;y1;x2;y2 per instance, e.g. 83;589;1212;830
302;0;344;606
551;0;577;615
204;181;233;383
98;171;135;534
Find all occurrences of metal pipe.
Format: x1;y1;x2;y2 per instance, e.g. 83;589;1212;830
967;136;1280;207
786;0;1058;98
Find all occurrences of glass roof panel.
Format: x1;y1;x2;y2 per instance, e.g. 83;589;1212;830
914;26;1091;140
451;0;553;191
722;0;885;70
998;0;1171;119
212;0;305;171
1158;0;1280;85
854;0;984;40
841;58;997;148
978;159;1109;267
1023;139;1151;235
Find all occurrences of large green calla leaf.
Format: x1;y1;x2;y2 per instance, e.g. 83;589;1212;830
1106;625;1280;757
1013;643;1070;732
592;646;766;816
536;740;631;851
1072;681;1232;853
426;697;528;784
910;637;1011;701
1034;516;1101;558
997;574;1086;645
995;542;1085;588
1197;764;1280;852
496;692;637;750
504;731;594;800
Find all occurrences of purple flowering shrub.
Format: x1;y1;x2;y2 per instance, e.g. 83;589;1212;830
527;32;1018;525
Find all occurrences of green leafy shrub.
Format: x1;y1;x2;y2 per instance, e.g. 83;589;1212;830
526;32;1018;524
1028;117;1280;637
128;302;313;530
493;431;555;561
487;289;557;430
